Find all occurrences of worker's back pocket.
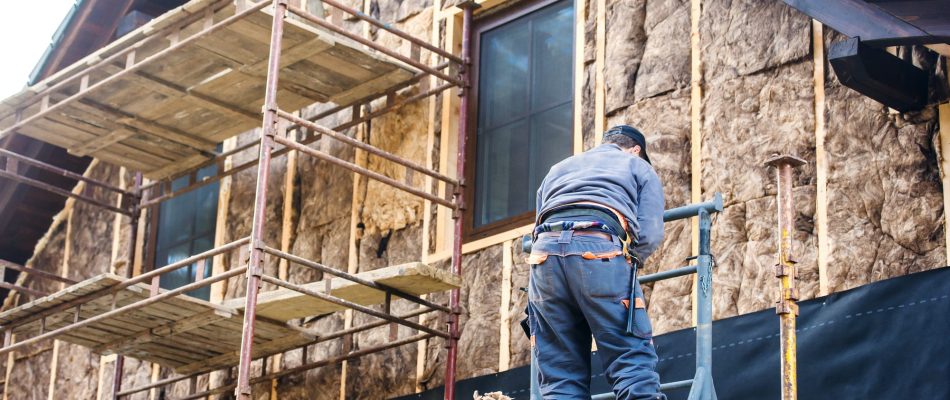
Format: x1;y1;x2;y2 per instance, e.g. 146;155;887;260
580;256;631;299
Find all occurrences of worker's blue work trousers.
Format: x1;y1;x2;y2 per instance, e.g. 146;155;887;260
527;232;665;400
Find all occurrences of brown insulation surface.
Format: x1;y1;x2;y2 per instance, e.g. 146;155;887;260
824;86;945;291
67;163;119;281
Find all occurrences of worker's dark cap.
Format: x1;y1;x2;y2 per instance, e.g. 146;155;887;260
605;125;651;164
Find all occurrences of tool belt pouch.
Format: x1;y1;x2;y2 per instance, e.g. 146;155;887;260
520;305;531;339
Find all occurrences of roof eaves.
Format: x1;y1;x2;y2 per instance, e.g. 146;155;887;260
27;0;85;86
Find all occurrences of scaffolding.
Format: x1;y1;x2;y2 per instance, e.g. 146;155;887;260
0;0;475;398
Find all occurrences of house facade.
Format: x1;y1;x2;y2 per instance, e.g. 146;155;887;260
1;0;948;399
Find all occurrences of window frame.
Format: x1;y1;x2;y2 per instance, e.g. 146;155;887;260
145;171;220;300
463;0;576;241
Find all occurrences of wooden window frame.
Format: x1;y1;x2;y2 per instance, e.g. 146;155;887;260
463;0;576;241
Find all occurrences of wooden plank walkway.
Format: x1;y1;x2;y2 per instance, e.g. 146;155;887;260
0;263;458;374
0;0;416;179
224;262;462;321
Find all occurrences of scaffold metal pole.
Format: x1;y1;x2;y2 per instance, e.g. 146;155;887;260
234;0;288;398
445;3;476;399
110;172;142;400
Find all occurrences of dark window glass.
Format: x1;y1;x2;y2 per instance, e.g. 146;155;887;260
154;164;219;300
473;0;574;229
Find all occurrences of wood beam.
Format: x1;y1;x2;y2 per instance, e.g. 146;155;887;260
593;0;606;145
940;102;950;264
573;0;587;154
813;20;830;296
211;137;237;303
689;0;703;325
498;240;513;371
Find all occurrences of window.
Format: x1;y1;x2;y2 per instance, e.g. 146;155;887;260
152;164;219;300
466;0;575;239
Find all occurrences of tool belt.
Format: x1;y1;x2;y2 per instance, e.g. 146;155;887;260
534;200;639;262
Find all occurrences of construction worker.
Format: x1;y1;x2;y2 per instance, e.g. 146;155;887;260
526;125;665;399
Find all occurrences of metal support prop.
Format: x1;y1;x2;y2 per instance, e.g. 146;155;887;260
765;154;805;400
686;209;716;400
444;3;475;399
234;1;288;398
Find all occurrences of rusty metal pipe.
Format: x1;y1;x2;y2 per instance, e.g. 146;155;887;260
261;246;452;313
285;5;464;87
444;4;475;399
765;154;805;400
276;109;458;186
273;134;455;208
139;80;452;205
0;169;132;216
291;0;462;64
233;1;287;397
0;282;47;298
0;260;77;285
174;333;434;400
0;148;132;196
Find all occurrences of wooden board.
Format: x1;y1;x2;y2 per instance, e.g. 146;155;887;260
224;262;461;321
0;274;314;375
0;0;417;180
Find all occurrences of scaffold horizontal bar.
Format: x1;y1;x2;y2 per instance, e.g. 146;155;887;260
259;275;451;339
0;266;247;356
276;109;458;186
638;265;697;284
116;306;438;398
664;193;723;222
0;169;132;216
304;0;463;64
0;149;132;196
0;259;78;285
176;333;434;400
262;246;453;314
0;283;48;298
139;80;451;207
285;4;464;87
272;134;456;209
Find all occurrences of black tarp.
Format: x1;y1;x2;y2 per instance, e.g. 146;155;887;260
395;266;950;399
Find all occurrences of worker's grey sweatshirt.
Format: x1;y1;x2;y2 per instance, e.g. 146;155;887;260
535;143;665;260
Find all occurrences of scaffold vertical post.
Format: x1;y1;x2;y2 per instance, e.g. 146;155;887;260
112;172;141;400
235;0;288;398
444;3;475;399
765;154;805;400
694;208;715;398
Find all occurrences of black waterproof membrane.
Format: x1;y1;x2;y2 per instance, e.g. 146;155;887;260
395;266;950;399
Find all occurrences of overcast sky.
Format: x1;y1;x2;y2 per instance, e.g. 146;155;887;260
0;0;75;98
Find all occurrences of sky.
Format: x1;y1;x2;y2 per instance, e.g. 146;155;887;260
0;0;76;98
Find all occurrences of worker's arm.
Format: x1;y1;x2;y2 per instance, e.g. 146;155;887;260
633;165;665;260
